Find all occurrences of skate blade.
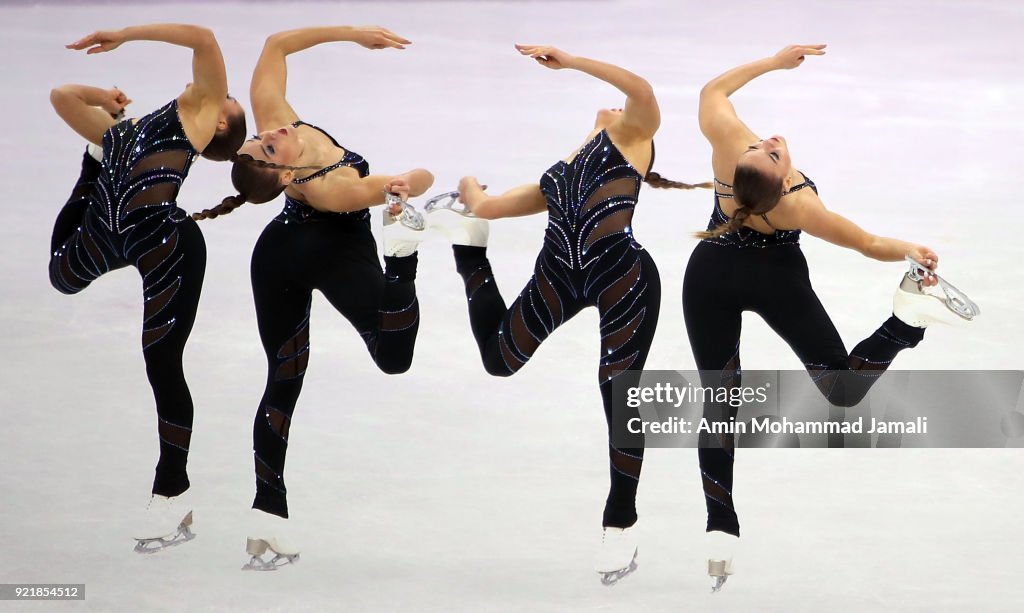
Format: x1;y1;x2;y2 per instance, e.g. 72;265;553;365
904;256;980;320
133;523;195;554
708;558;734;593
597;549;638;586
241;553;300;571
425;190;477;217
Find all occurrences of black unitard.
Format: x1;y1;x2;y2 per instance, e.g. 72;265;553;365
682;174;925;536
49;100;207;497
251;121;419;518
453;130;661;528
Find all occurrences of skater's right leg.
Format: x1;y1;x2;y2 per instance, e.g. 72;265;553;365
50;151;101;254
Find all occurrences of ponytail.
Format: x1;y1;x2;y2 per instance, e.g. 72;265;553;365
644;170;713;191
192;194;247;221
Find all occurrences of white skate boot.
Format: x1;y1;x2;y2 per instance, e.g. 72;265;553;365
242;510;300;571
424;190;489;247
382;192;426;257
132;492;195;553
706;530;737;593
595;526;639;585
893;256;980;328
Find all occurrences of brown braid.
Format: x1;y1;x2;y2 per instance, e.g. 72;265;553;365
193;153;324;222
192;194;247;220
644;171;714;190
695;206;752;240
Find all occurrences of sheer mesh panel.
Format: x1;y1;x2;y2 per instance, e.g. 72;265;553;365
142;319;174;349
536;269;563;327
158;417;191;451
598;259;641;312
599;351;640;383
139;230;179;272
509;302;541;359
701;471;733;507
464;266;492;301
602;308;645;355
274;321;310;381
124;150;190;214
143;277;181;323
380;299;419;332
610;446;642;480
584;209;634;251
581;177;636;215
265;405;291;442
255;455;284;492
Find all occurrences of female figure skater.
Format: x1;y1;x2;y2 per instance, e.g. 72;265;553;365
192;26;433;569
49;24;246;550
432;44;706;584
687;44;972;590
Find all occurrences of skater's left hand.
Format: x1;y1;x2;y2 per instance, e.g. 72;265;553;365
515;44;577;70
908;245;939;287
67;29;127;54
385;177;410;215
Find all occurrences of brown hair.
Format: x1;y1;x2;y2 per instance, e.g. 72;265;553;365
696;163;783;239
192;154;320;221
200;108;247;162
644;171;713;190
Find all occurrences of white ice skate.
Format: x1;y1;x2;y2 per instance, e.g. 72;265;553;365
242;510;300;571
706;531;737;593
893;256;980;328
424;190;489;247
382;192;426;257
132;492;195;553
595;526;638;586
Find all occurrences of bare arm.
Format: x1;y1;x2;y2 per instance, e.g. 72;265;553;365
67;24;228;150
252;26;410;132
699;45;826;168
49;84;130;145
300;168;433;213
515;45;659;140
458;178;546;220
794;195;938;268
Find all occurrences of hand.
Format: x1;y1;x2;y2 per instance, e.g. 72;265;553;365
101;87;132;116
350;26;410;50
772;44;826;69
908;245;940;287
385;177;411;201
457;176;485;203
514;44;576;70
67;30;127;54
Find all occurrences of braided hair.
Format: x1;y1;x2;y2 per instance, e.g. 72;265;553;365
695;163;784;239
644;171;713;190
192;153;321;221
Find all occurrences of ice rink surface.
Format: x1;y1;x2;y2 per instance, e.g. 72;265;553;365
2;0;1023;611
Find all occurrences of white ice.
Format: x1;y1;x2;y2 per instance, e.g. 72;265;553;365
1;1;1023;611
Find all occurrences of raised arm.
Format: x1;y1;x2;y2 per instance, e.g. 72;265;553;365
699;45;826;163
66;24;229;151
49;85;131;145
515;44;659;141
457;177;546;220
251;26;410;132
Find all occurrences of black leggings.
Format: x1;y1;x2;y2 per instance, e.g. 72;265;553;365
454;242;661;528
250;214;419;518
682;241;924;536
49;153;206;498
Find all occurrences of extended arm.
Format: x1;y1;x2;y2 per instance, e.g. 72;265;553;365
252;26;410;131
458;178;546;220
795;194;938;267
301;168;433;213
